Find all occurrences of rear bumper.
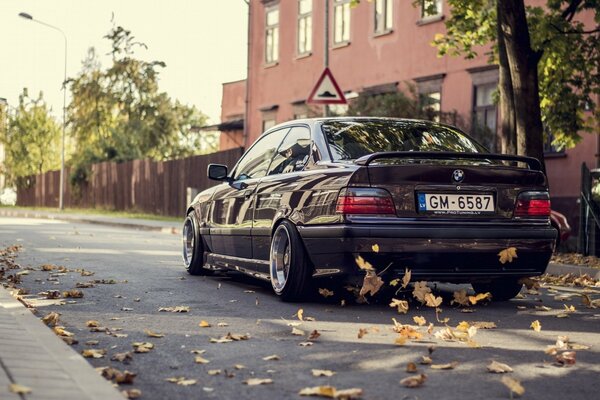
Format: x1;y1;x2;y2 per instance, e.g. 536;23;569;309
297;223;557;283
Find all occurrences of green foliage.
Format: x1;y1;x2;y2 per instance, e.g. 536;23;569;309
67;25;209;184
435;0;600;150
0;89;61;188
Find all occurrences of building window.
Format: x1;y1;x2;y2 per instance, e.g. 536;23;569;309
334;0;351;44
297;0;312;55
473;83;497;133
265;6;279;64
262;119;276;132
421;0;442;19
374;0;393;34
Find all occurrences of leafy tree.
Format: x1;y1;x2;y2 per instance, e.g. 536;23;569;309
0;89;61;188
433;0;600;161
67;25;209;183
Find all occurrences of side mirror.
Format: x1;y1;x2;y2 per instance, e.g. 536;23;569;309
208;164;229;181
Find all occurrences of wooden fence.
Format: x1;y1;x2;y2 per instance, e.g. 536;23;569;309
16;148;244;217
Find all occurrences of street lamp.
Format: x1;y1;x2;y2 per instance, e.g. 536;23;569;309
18;12;68;210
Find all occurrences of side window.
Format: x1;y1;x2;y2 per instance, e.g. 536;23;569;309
234;128;289;181
267;126;311;175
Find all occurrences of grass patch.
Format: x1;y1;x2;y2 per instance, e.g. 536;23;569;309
0;205;181;223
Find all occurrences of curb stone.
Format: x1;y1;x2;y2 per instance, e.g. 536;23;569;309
0;286;123;400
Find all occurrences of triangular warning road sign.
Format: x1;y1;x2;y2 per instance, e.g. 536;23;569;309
307;67;347;105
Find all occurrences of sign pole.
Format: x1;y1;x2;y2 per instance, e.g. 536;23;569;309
324;0;330;117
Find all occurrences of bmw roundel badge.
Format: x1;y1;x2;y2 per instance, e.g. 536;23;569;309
452;169;465;183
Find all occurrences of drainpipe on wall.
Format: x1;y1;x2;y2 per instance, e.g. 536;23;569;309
243;0;252;151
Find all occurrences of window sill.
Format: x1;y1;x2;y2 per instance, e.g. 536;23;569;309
544;152;567;159
373;29;394;38
295;52;312;60
416;14;444;26
263;61;279;69
332;41;351;50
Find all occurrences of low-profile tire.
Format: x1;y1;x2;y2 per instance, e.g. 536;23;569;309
269;220;312;302
472;278;523;301
182;212;211;276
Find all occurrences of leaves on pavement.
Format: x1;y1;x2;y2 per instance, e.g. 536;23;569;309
401;268;412;288
292;327;306;336
9;383;32;394
359;271;384;297
210;333;250;343
319;288;334;298
355;255;374;272
100;366;136;384
158;305;190;313
195;356;210;364
312;369;336;377
413;316;426;326
132;342;154;353
144;329;165;338
82;349;106;359
389;298;409;314
400;374;427;388
166;377;197;386
42;312;60;326
244;378;273;386
412;281;431;304
451;289;470;306
501;376;525;396
111;351;133;363
122;389;142;399
262;354;280;361
530;320;542;332
430;362;458;370
469;292;492;305
487;360;513;373
299;386;362;398
424;293;443;308
199;320;211;328
62;289;84;298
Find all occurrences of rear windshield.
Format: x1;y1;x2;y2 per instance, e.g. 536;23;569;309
321;120;488;161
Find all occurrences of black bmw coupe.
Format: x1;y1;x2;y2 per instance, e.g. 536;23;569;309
182;118;556;301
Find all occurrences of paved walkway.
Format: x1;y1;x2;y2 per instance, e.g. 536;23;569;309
0;288;123;400
0;208;180;234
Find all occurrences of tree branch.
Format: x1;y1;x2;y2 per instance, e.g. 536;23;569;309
560;0;583;22
551;23;600;35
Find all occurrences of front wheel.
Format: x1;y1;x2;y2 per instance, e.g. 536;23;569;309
472;278;523;301
182;212;211;276
269;221;312;302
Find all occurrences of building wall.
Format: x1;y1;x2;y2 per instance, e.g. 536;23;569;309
225;0;598;233
219;80;246;150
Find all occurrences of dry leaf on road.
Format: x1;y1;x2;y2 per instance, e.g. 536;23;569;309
312;369;336;377
111;351;133;363
530;320;542;332
389;298;409;314
292;327;306;336
199;320;211;328
498;247;518;264
122;388;142;399
166;377;197;386
262;354;280;361
469;292;492;305
413;316;426;326
355;255;374;272
319;288;334;298
9;383;32;394
400;374;427;388
412;281;431;303
63;289;84;298
487;360;513;373
372;244;380;253
309;330;321;340
53;326;74;337
424;293;443;308
132;342;154;353
158;305;190;313
82;349;106;359
451;289;470;306
244;378;273;386
360;272;384;297
299;386;362;399
42;312;60;326
195;356;210;364
402;268;412;288
430;362;458;370
144;329;164;338
556;351;576;365
501;376;525;396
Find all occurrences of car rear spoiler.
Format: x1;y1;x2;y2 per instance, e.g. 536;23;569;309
355;151;542;171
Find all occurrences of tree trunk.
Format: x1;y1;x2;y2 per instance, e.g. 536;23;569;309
496;0;516;155
498;0;545;165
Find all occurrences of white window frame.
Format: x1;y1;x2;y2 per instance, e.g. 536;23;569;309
334;0;351;45
265;5;279;64
297;0;313;55
374;0;393;34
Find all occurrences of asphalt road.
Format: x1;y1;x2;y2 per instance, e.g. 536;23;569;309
1;217;599;400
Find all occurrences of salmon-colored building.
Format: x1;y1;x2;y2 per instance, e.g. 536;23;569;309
217;0;599;233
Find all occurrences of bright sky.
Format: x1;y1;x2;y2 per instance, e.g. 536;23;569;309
0;0;248;123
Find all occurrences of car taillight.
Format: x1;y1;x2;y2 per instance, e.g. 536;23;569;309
514;191;551;217
336;188;396;215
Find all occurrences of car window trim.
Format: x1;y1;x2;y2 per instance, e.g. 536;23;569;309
231;127;291;181
266;124;313;176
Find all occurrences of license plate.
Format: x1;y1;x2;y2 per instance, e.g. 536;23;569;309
417;193;494;214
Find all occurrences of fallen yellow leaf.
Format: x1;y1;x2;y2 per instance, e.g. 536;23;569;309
355;255;374;272
312;369;336;377
144;329;165;338
501;376;525;396
389;298;409;314
372;244;380;253
469;292;492;305
9;383;32;394
319;288;334;298
244;378;273;386
498;247;518;264
195;356;210;364
413;316;427;326
199;320;211;328
530;320;542;332
400;374;427;388
487;360;513;373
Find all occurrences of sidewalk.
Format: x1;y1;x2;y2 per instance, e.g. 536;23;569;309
0;287;123;400
0;208;180;234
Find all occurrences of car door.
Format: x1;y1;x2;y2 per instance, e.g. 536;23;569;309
252;126;312;261
209;128;289;259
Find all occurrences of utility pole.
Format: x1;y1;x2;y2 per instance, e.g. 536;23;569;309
324;0;330;117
